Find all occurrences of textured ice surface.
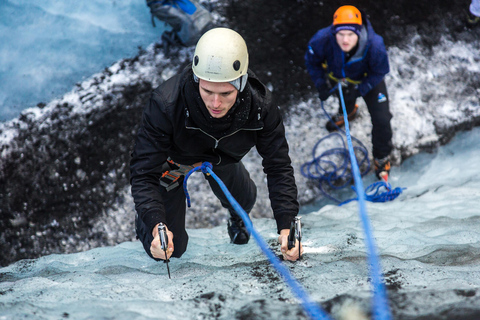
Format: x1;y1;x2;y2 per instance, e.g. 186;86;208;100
1;128;480;319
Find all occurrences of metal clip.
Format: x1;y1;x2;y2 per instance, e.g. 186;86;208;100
159;159;194;191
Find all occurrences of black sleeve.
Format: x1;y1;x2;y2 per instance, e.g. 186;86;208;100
130;94;172;235
255;105;299;233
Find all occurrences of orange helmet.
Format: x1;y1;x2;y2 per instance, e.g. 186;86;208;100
333;5;362;26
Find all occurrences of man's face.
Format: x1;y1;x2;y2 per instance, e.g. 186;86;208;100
335;30;359;52
198;79;238;118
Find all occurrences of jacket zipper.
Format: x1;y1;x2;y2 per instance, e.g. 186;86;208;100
185;125;263;164
186;126;263;148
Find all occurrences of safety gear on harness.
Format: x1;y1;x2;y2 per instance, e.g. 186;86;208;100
326;104;358;132
340;80;361;100
374;156;391;182
322;61;365;87
160;159;195;191
328;72;363;86
192;28;249;91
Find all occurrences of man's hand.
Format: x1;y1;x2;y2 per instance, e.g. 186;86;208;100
151;223;174;260
278;229;303;261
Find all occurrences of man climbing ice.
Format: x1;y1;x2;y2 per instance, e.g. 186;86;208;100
130;28;302;263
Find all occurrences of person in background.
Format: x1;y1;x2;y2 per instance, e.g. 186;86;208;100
467;0;480;27
146;0;214;48
304;5;393;181
130;28;302;263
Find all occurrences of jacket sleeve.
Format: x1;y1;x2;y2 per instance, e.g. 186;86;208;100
130;93;172;235
357;36;390;96
305;29;329;91
255;104;299;233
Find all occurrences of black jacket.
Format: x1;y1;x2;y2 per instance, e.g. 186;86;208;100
130;67;299;235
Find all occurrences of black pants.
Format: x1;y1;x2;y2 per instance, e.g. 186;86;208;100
135;161;257;260
333;79;393;159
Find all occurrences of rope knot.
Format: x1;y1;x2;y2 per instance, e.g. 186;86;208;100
200;161;213;174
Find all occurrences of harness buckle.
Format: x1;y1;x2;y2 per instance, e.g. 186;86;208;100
160;159;195;191
339;78;349;87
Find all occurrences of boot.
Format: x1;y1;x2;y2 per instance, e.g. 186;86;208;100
326;104;358;132
227;214;250;244
374;156;391;182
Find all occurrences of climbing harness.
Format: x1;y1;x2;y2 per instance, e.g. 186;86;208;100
321;61;365;85
327;71;363;86
160;158;195;191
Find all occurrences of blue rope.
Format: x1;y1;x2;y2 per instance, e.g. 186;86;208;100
337;83;392;320
301;95;404;204
300;130;370;203
183;162;331;320
340;181;406;206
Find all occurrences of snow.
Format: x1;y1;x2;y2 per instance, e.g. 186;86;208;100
1;1;480;319
1;128;480;319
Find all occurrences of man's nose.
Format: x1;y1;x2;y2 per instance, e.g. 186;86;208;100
213;94;222;108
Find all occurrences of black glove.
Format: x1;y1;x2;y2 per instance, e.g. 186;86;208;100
317;84;331;101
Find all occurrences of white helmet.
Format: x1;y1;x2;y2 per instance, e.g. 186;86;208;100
192;28;249;84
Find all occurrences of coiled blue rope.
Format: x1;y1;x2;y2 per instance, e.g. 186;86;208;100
183;162;331;320
336;83;392;320
300;131;370;203
340;181;405;206
301;92;403;204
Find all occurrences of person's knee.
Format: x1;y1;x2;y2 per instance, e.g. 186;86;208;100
208;163;257;212
229;173;257;214
243;182;257;213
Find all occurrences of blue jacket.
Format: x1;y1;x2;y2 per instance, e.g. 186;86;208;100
305;18;389;96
